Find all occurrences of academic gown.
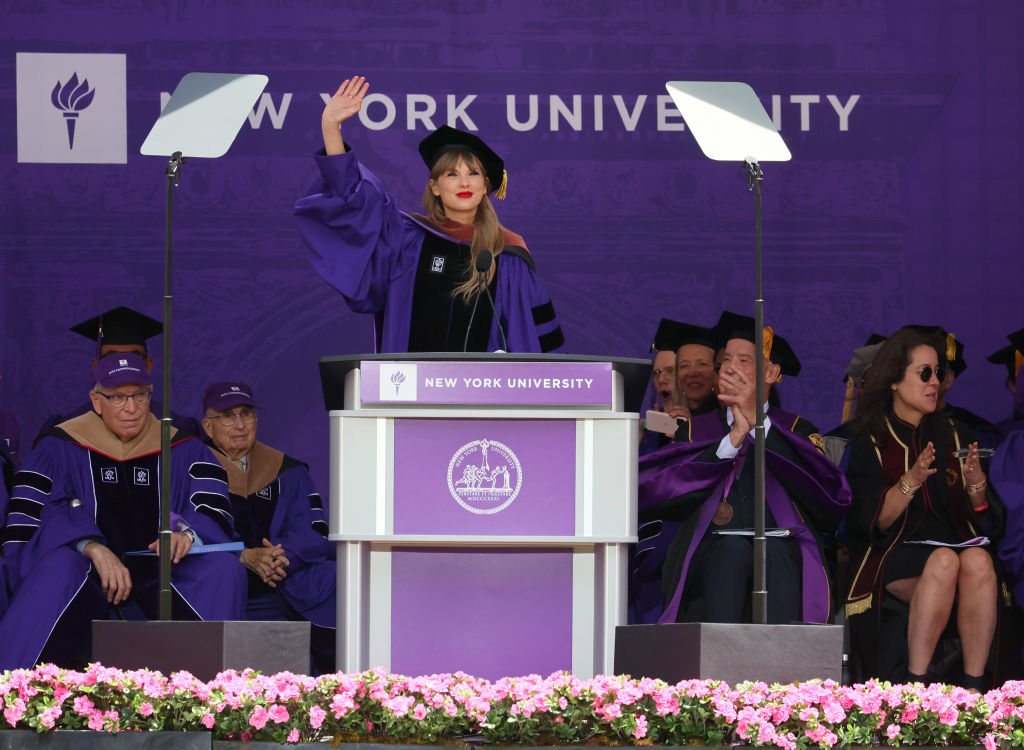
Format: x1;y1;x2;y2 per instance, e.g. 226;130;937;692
206;440;336;629
634;407;851;625
843;416;1005;682
994;420;1024;665
294;150;566;354
0;413;245;670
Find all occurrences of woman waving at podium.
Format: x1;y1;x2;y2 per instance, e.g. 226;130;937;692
295;76;565;354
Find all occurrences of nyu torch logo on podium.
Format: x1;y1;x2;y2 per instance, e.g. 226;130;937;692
447;438;523;515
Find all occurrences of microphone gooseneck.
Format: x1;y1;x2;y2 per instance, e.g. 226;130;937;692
463;250;494;352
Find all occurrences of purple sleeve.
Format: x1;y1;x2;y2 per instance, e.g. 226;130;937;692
994;429;1024;576
493;255;566;353
766;428;852;525
172;439;234;544
637;439;731;512
293;151;421;314
273;465;334;575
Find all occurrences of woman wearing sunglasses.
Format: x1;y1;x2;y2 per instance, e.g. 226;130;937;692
843;326;1005;690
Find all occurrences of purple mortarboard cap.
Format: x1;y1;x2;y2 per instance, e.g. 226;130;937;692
93;353;152;389
203;382;256;412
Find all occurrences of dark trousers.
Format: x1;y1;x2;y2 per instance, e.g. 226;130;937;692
684;533;802;624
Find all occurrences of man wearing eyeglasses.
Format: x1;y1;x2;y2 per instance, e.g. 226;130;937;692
34;306;200;443
0;354;245;670
201;382;336;674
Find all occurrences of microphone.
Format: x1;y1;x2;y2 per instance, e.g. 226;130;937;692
477;253;508;352
462;250;494;352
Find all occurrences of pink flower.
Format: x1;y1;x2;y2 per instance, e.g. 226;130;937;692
984;732;999;750
87;711;105;731
287;728;300;743
3;699;26;727
886;724;900;739
412;703;427;720
249;705;269;730
309;705;326;728
938;706;959;726
268;704;290;723
633;714;648;739
202;712;216;729
73;696;94;714
241;732;253;742
138;702;154;717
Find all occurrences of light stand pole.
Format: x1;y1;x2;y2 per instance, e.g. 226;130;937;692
158;151;183;620
745;157;767;624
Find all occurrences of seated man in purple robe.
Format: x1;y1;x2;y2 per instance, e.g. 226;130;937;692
0;354;245;670
635;313;851;625
201;382;336;674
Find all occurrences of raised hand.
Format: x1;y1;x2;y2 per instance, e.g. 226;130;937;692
322;76;370;155
961;442;986;486
907;441;938;487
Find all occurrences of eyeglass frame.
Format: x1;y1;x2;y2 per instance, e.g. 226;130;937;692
910;364;948;383
205;406;258;426
94;388;153;408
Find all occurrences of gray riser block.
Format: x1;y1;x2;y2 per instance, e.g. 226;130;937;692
92;620;310;681
615;623;844;684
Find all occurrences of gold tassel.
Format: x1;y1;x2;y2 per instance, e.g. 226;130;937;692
841;378;855;423
763;325;774;360
494;169;508;200
1015;350;1024;376
946;332;956;362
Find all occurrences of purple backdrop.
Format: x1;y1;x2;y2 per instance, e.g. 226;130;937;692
2;1;1022;497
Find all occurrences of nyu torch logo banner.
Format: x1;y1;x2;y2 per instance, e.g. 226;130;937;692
16;52;126;164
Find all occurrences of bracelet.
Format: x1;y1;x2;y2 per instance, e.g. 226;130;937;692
966;479;987;495
896;475;920;497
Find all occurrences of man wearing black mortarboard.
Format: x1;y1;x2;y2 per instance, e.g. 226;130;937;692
34;306;200;442
632;311;851;626
988;327;1024;429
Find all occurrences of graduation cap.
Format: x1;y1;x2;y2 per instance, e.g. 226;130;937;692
902;325;965;376
70;306;163;357
651;318;720;353
841;341;884;422
713;310;801;377
418;125;508;199
987;326;1024;381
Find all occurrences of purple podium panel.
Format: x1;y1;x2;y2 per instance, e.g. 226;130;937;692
393;418;576;535
361;361;613;406
390;547;573;680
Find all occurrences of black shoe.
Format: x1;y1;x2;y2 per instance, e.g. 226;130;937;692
959;672;987;693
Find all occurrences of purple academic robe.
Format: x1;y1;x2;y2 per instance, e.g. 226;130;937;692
635;407;851;625
0;426;245;670
215;442;336;629
294;150;565;354
995;424;1024;629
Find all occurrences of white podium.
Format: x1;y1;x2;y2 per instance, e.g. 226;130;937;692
319;353;648;679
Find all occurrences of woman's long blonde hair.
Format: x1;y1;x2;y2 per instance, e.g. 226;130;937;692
422;148;506;301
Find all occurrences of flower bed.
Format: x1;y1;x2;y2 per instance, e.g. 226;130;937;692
1;665;1023;748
